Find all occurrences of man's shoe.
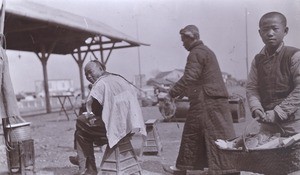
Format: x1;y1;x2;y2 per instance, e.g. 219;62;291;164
163;164;186;175
69;156;79;166
82;169;97;175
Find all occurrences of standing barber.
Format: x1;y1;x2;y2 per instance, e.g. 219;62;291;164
164;25;238;175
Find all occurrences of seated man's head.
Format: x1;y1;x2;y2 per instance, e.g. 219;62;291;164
84;60;106;84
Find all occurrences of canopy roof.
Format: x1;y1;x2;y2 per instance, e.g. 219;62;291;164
4;0;149;55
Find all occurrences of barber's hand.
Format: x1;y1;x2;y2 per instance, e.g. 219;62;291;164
164;93;172;101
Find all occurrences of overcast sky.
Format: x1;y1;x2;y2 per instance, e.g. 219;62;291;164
6;0;300;93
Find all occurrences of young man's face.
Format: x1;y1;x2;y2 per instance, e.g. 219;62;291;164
259;15;288;50
84;62;104;84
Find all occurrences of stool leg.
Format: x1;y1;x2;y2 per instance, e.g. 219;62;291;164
139;138;146;158
32;140;36;174
19;142;25;175
153;125;162;156
115;146;120;174
128;140;143;175
6;147;12;175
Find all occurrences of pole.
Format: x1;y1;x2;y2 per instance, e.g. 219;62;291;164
245;8;249;76
135;15;142;89
0;0;5;47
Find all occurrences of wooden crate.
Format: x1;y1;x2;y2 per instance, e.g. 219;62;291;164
7;139;35;174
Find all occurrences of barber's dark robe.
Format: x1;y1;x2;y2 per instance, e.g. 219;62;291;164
169;40;236;175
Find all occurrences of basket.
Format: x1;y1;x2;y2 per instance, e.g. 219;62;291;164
158;98;176;120
218;118;300;175
4;116;31;142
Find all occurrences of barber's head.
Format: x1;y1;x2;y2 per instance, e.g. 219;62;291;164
84;60;106;84
180;25;199;51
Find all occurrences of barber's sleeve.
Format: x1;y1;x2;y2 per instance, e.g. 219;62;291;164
246;59;264;117
275;51;300;120
169;52;203;98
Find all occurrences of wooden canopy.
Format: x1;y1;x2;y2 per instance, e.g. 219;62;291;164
4;0;149;113
5;0;148;54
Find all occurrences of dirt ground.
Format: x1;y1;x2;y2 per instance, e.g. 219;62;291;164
1;85;271;175
11;107;186;175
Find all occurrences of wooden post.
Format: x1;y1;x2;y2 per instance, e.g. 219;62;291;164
71;47;87;99
0;0;9;172
36;42;57;113
36;46;51;113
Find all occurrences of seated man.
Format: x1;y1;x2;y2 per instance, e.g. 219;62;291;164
70;60;146;175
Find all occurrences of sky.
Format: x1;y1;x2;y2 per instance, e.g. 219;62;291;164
6;0;300;93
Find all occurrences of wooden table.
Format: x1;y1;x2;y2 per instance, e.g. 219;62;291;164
51;94;78;120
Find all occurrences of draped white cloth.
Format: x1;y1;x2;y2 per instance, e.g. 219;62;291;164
88;73;146;148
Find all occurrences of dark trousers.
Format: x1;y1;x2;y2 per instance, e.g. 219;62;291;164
75;115;107;172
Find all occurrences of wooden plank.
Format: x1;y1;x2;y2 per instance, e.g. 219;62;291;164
282;133;300;147
255;138;280;149
145;119;157;125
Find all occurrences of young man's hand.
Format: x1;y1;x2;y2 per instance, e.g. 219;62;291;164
264;110;278;123
253;109;270;123
253;109;265;119
254;109;278;123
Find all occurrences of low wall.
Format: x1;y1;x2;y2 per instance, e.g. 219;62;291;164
17;97;81;116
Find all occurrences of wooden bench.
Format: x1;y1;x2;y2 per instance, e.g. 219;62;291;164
140;119;163;156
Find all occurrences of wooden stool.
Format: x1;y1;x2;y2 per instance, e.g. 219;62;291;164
140;119;162;156
100;135;142;175
7;139;35;175
228;97;246;123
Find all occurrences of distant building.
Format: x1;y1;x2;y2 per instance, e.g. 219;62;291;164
35;79;74;97
147;69;233;87
147;69;184;87
222;72;231;83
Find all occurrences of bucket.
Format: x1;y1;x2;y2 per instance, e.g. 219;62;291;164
6;122;31;142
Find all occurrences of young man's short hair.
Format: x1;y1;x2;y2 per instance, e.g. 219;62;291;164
259;12;287;27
